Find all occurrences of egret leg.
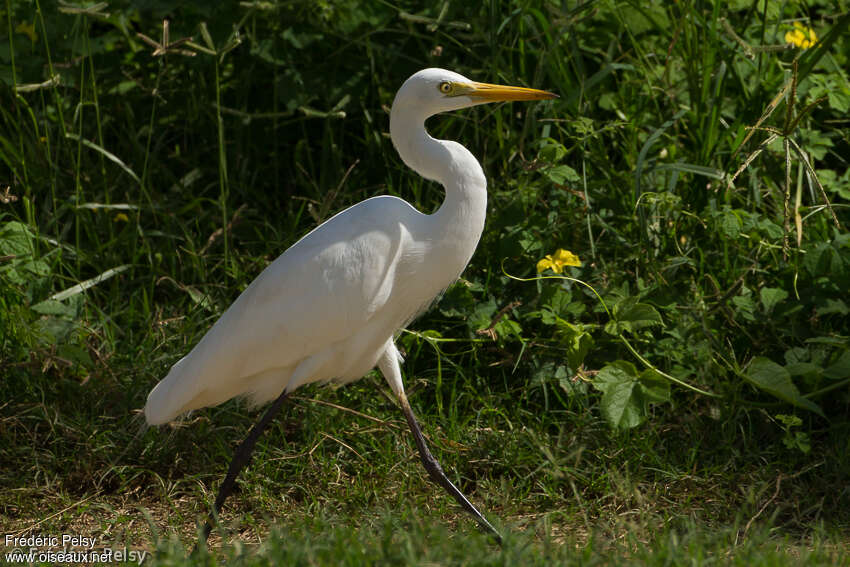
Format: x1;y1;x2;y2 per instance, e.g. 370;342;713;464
197;389;291;547
397;391;502;544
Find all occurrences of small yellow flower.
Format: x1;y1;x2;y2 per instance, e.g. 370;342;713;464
15;21;38;43
537;248;582;274
785;22;817;49
114;213;129;223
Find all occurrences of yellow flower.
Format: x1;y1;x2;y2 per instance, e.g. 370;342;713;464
785;22;817;49
114;213;129;223
537;248;582;274
15;21;38;43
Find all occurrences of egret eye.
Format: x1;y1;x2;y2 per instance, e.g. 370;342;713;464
439;81;453;94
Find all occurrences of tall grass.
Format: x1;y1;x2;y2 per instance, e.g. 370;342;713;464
1;0;849;563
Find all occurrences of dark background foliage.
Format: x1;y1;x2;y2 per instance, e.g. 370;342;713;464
1;0;848;563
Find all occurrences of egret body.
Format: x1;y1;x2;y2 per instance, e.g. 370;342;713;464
144;68;555;544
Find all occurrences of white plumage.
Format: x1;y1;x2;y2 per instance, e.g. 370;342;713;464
146;68;555;544
145;68;554;426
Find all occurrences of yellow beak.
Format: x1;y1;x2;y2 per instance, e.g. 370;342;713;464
462;81;557;101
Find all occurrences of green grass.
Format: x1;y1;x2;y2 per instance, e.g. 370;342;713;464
2;0;850;564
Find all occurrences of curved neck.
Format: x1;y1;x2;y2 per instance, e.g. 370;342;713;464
390;107;488;258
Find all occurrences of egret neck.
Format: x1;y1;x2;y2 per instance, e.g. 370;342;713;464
389;106;487;280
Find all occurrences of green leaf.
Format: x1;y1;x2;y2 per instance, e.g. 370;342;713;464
775;414;802;428
637;368;671;403
537;139;567;163
593;362;643;429
0;221;36;256
759;287;788;314
816;299;848;316
785;431;811;454
731;294;756;322
469;297;498;331
744;358;824;416
555;320;594;372
591;361;670;430
719;210;742;238
827;89;850;114
57;344;93;369
606;299;663;334
30;299;76;317
544;164;580;185
784;362;821;378
541;285;572;318
438;281;476;318
824;351;850;380
493;318;522;340
803;242;846;278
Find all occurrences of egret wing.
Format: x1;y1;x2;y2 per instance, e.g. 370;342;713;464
145;196;419;424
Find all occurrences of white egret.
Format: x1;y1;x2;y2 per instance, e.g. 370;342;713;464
145;68;556;544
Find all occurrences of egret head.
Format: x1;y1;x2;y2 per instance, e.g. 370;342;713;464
391;68;557;118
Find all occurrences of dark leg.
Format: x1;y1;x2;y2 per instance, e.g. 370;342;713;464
398;391;502;544
196;390;291;548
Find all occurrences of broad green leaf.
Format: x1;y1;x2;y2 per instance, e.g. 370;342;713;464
784;347;810;364
732;294;756;322
803;242;846;278
827;89;850;114
0;221;36;256
618;302;663;329
438;282;475;318
607;299;664;334
555;320;594;371
57;344;93;368
544;164;580;185
469;297;498;331
493;318;522;340
759;287;788;314
591;361;670;430
537;139;567;163
744;358;824;416
557;366;588;397
784;362;822;378
593;363;643;430
756;218;783;239
816;299;848;316
824;351;850;380
541;285;573;318
31;299;76;317
637;369;671;403
719;210;742;238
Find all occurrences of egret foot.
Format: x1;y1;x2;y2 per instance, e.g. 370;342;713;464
398;391;503;544
196;390;291;550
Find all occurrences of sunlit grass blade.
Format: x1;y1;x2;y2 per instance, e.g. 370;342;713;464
64;133;142;187
44;264;132;302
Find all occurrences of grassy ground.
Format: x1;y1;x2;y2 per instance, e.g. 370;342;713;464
2;0;850;564
3;379;849;564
